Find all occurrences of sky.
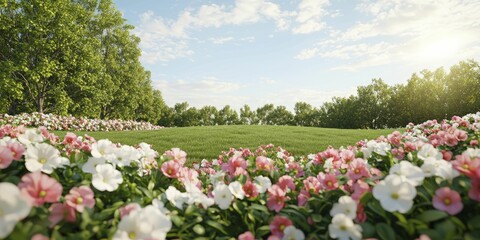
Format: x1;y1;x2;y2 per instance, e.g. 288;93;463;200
113;0;480;110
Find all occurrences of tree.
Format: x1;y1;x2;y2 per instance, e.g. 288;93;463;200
356;79;393;129
198;106;218;126
445;60;480;117
218;105;239;125
294;102;315;126
0;0;103;115
239;104;255;125
267;105;294;125
255;104;274;125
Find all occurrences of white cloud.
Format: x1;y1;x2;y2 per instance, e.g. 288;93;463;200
259;77;277;84
153;77;247;109
135;0;292;64
210;37;235;45
293;0;329;34
296;0;480;70
295;48;319;60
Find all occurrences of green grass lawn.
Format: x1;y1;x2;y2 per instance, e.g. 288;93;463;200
55;125;400;161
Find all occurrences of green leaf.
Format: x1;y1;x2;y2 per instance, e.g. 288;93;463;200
255;225;271;237
148;180;155;191
206;220;228;235
417;210;448;223
193;224;205;235
376;223;395;240
249;204;269;213
360;222;376;238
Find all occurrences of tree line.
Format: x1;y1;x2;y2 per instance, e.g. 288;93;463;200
0;0;165;123
159;60;480;129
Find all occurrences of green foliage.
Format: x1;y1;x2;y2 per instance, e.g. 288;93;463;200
0;0;165;123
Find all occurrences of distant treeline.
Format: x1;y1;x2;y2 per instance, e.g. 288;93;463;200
160;60;480;129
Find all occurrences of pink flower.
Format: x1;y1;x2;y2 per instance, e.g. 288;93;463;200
269;215;292;237
387;131;402;146
238;231;255;240
347;158;371;181
222;155;247;177
65;186;95;212
317;172;339;190
356;204;367;223
454;129;468;141
303;176;321;194
161;160;181;178
297;189;310;206
267;185;287;212
452;153;479;178
0;145;14;169
469;178;480;201
432;187;463;215
256;156;273;171
7;142;26;161
286;162;304;178
470;140;479;147
48;203;76;227
243;180;259;199
18;172;63;207
340;150;356;164
119;203;141;219
164;148;187;165
351;180;370;201
31;234;49;240
441;150;453;161
277;175;295;191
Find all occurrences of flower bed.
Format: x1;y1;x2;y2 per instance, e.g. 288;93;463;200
0;112;163;131
0;112;479;239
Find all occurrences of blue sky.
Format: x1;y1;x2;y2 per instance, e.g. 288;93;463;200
113;0;480;110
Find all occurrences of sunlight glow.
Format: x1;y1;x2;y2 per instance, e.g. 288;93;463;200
417;36;464;62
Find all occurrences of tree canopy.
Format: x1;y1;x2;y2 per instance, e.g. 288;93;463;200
0;0;165;123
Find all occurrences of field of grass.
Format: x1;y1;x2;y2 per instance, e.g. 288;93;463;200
55;125;400;161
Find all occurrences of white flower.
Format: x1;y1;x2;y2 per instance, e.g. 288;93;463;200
91;139;115;159
307;154;316;160
82;157;106;173
213;183;233;210
330;196;357;219
465;148;480;158
0;182;32;238
112;145;141;167
228;181;245;200
417;144;443;161
151;199;170;215
277;151;285;159
91;164;123;191
138;142;158;160
17;129;44;145
389;161;425;186
209;171;225;187
373;175;416;213
282;226;305;240
184;182;214;208
362;140;391;159
324;158;334;169
254;176;272;194
421;159;459;180
374;142;391;156
113;205;171;240
165;186;190;209
328;213;362;240
25;143;63;174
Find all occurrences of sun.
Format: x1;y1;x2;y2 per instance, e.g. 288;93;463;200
416;36;464;62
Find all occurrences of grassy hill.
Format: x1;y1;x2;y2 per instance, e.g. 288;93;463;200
55;125;400;161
